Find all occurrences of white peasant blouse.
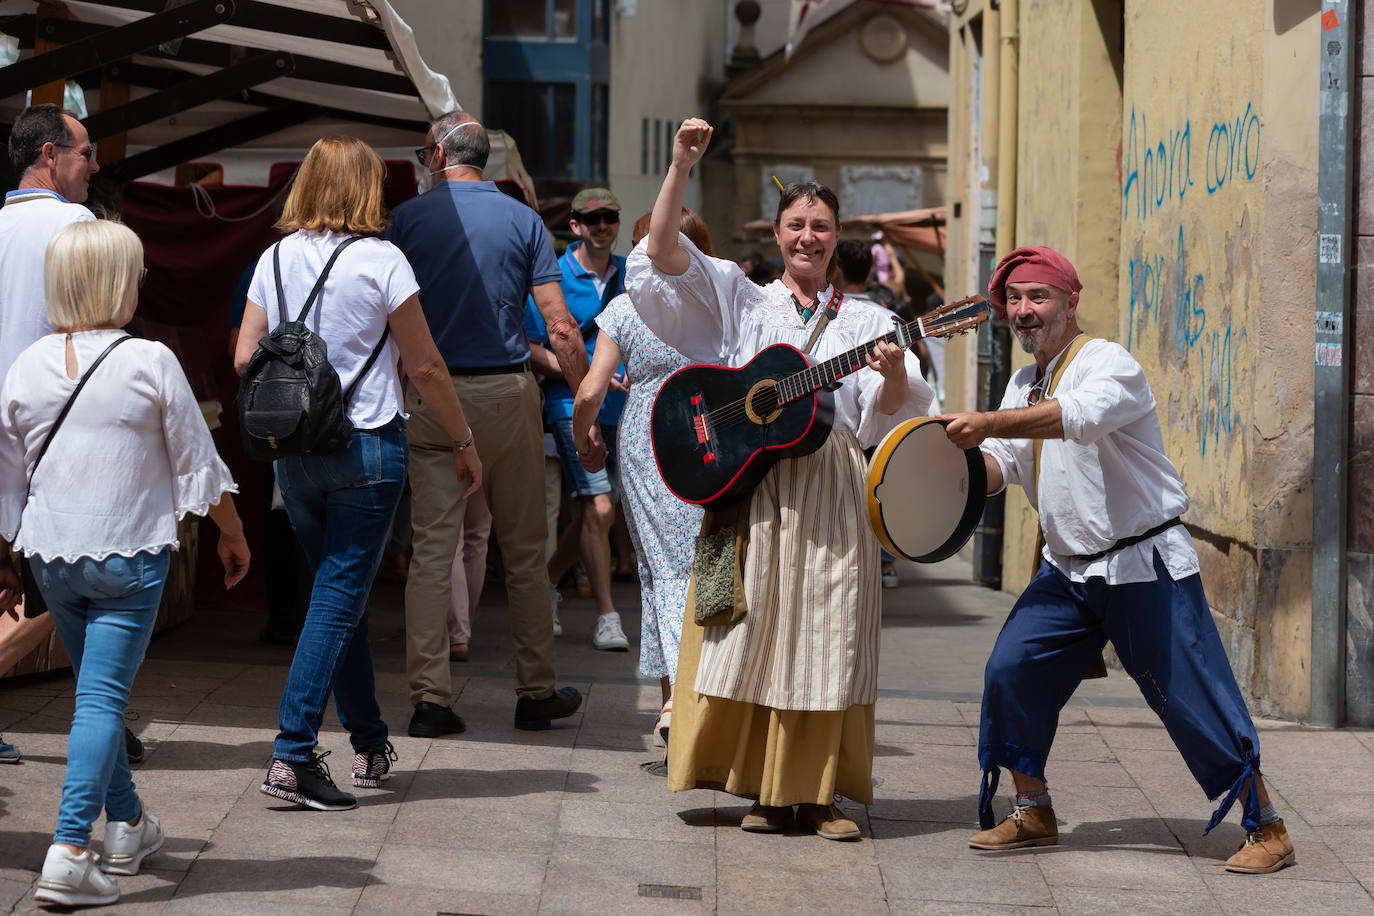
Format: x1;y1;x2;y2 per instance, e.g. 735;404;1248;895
624;234;933;446
0;329;238;562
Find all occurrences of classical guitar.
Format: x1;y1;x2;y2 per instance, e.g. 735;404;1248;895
650;294;990;510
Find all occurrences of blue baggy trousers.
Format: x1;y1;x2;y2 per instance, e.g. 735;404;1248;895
977;550;1262;834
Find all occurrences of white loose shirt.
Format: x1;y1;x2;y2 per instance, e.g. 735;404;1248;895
247;230;418;429
0;330;237;562
0;191;95;378
980;337;1199;584
625;235;932;445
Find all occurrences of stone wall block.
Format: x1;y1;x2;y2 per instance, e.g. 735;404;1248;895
1359;76;1374;237
1347;552;1374;726
1351;394;1374;554
1354;237;1374;396
1254;547;1313;719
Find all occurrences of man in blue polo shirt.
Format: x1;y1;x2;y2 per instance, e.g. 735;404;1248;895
385;112;603;735
526;188;630;652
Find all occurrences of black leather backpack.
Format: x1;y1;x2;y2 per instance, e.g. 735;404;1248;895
237;236;391;462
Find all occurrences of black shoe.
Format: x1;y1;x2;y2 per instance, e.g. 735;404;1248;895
407;701;466;738
514;686;583;731
259;750;356;811
125;727;144;764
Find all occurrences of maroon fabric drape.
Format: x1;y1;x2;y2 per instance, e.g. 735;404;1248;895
121;162;418;611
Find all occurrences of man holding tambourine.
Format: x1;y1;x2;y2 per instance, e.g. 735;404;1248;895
940;245;1295;875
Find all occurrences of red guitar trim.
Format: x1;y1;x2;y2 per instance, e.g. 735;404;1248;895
650;344;824;507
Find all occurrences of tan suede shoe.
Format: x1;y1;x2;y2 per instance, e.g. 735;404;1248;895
968;805;1058;850
1225;819;1296;874
796;803;861;841
740;803;791;833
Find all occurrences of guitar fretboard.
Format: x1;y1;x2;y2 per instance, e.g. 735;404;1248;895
774;320;924;405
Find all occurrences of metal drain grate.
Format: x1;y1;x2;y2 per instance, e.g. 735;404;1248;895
638;884;703;900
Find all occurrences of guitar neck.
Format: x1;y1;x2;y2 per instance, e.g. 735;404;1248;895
776;317;927;404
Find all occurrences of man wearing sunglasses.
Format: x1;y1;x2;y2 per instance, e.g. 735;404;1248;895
526;188;632;652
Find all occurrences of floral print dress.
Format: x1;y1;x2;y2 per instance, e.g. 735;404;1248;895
596;294;703;681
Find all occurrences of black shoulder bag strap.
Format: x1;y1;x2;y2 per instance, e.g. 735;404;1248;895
17;334;132;618
29;334;133;485
272;236;392;405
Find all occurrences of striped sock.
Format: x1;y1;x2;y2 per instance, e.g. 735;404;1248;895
1016;788;1052;808
1258;803;1281;826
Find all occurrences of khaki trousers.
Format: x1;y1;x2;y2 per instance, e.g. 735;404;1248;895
404;370;555;704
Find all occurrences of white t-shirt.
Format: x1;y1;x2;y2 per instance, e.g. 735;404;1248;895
0;191;95;378
980;337;1198;585
247;229;419;429
0;330;237;562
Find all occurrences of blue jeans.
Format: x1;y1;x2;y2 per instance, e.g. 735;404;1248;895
550;418;618;499
272;416;407;761
34;550;170;847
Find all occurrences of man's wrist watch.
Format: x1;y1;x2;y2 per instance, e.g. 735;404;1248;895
453;432;474;452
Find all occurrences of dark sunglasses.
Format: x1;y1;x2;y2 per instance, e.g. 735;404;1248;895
54;143;94;161
574;211;619;226
414;144;437;166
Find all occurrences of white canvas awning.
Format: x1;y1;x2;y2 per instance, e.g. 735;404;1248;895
0;0;462;182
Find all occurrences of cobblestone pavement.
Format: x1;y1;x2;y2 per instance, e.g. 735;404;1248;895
0;554;1369;914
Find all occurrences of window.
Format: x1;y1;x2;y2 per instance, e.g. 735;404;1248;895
486;82;576;180
483;0;610;182
488;0;577;40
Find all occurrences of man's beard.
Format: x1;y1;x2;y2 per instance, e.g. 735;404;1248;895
1014;326;1042;354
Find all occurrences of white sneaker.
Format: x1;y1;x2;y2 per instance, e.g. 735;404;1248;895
550;585;563;638
593;612;629;651
881;568;899;589
35;845;119;907
101;810;163;875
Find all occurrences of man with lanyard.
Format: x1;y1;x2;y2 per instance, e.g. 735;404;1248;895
0;105;100;764
941;245;1294;874
386;112;601;735
526;188;630;651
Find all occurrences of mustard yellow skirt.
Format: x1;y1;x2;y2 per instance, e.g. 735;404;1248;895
666;605;875;806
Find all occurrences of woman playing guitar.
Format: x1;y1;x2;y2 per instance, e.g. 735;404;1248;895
620;118;933;841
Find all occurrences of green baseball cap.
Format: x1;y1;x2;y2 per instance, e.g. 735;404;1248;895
571;187;620;214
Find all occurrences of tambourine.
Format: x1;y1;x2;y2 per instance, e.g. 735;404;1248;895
866;417;987;563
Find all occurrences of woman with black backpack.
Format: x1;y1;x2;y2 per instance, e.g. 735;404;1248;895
233;136;481;812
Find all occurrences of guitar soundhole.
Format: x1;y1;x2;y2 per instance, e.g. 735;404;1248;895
750;388;778;419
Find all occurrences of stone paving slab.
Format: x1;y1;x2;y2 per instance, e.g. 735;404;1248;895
0;554;1369;913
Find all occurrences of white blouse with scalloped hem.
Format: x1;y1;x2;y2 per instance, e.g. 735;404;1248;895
0;328;238;563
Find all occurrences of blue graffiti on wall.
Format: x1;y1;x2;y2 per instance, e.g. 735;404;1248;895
1122;102;1260;223
1122;100;1258;458
1126;223;1247;459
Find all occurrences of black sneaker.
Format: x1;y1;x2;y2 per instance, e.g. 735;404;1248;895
514;686;583;731
407;701;466;738
125;727;144;764
260;750;357;811
352;741;398;788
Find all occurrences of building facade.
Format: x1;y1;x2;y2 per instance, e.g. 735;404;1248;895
946;0;1329;721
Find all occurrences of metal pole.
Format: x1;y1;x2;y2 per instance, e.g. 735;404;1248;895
1311;0;1354;728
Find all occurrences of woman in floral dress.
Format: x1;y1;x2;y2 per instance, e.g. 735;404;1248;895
572;208;715;742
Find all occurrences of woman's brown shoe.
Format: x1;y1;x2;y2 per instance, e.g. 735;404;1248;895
1224;819;1295;874
448;644;469;662
968;805;1058;850
740;803;791;833
796;803;861;841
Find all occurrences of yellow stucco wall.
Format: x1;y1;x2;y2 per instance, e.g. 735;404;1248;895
949;0;1319;715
